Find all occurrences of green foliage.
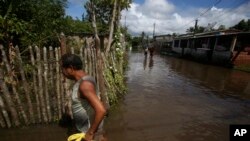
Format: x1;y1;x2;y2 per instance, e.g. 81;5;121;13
104;64;127;106
63;16;93;34
104;29;129;106
0;0;67;49
104;68;118;105
218;25;226;30
120;26;132;44
85;0;113;25
84;0;132;27
230;19;250;31
186;26;205;33
131;36;143;47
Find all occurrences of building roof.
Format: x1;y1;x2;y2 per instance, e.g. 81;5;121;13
174;29;250;40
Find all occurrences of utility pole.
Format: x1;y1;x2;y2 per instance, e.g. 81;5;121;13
153;22;156;42
153;23;156;37
124;16;127;28
194;19;198;34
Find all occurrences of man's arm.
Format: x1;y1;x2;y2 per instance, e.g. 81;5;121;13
79;81;106;140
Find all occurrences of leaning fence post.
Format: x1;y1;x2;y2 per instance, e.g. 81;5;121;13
16;46;35;123
0;95;9;128
0;45;29;125
0;68;20;127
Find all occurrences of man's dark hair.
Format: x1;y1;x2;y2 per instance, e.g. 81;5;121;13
61;53;82;70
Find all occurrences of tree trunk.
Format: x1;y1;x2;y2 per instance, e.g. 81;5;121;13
29;46;41;123
0;45;29;125
100;53;110;109
35;46;48;123
116;1;121;31
89;0;110;109
105;0;117;54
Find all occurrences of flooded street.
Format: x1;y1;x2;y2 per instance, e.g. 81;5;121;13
104;51;250;141
1;51;250;141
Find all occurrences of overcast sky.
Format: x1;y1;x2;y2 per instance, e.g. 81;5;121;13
66;0;250;36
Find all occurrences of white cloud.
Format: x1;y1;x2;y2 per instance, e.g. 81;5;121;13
121;0;250;36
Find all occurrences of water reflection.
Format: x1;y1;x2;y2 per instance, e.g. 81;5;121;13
0;125;68;141
143;54;154;70
165;57;250;99
176;122;228;141
149;56;154;69
143;55;148;70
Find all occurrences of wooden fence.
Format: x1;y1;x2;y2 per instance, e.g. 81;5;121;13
0;44;103;128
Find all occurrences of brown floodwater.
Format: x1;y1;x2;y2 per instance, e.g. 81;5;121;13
0;51;250;141
104;51;250;141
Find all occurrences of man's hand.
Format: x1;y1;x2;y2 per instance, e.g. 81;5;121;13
84;131;94;141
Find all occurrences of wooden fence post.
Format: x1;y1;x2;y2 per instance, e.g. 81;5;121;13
55;48;62;119
0;45;29;125
49;46;57;120
0;96;9;128
60;32;67;55
15;46;35;124
29;46;41;123
87;47;92;76
58;48;65;114
84;41;88;73
0;68;20;127
43;47;52;122
35;46;48;123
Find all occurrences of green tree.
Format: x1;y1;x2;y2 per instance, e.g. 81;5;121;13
186;27;195;33
186;26;205;33
131;36;142;47
218;25;226;30
0;0;67;48
230;19;250;31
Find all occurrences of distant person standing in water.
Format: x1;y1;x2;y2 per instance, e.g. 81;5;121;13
61;53;107;141
148;42;155;57
144;46;148;56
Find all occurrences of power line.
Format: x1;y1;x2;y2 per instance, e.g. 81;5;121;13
208;0;248;27
175;0;222;32
199;0;222;17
